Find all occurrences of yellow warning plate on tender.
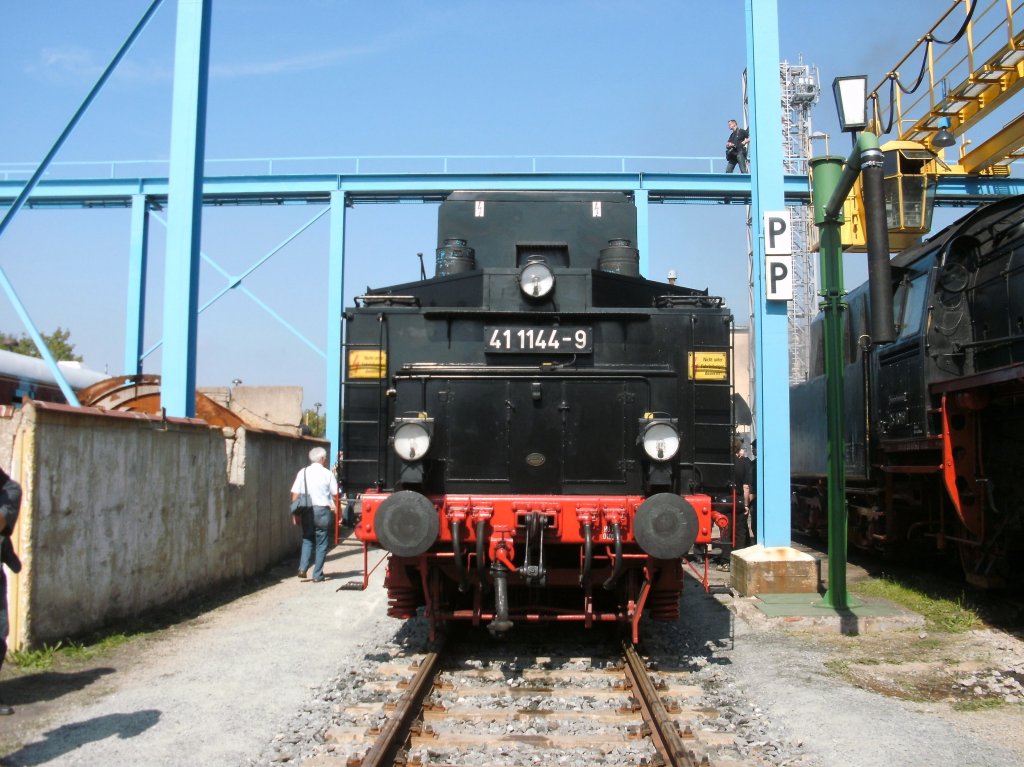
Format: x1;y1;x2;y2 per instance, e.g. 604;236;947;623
348;350;387;379
687;351;728;381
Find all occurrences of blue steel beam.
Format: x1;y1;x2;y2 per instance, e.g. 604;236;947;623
161;0;211;418
746;0;789;549
634;189;650;275
0;0;164;242
0;267;81;406
2;172;1019;208
0;0;163;403
0;173;795;204
142;212;327;361
326;192;346;462
124;195;150;375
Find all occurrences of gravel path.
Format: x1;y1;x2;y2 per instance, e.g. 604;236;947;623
2;538;1022;766
1;534;389;766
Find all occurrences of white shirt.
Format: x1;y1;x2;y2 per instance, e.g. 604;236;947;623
291;462;339;507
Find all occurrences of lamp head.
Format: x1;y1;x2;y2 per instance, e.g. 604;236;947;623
832;75;869;132
932;117;955;149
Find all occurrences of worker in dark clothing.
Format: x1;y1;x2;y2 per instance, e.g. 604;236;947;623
0;468;23;716
718;440;753;571
725;119;750;173
748;439;758;541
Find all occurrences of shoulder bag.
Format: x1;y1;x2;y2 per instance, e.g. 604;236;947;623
290;468;314;514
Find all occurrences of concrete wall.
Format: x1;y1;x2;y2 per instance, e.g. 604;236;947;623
3;402;323;649
201;385;304;436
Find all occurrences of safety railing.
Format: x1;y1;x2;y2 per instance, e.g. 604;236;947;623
0;154;728;181
868;0;1024;151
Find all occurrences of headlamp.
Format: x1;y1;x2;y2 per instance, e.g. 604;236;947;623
519;258;554;299
392;418;433;461
639;418;680;462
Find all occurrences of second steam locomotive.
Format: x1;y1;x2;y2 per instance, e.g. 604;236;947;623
791;195;1024;587
343;191;734;641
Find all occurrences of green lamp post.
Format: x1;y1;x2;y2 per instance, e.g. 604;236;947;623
808;76;894;610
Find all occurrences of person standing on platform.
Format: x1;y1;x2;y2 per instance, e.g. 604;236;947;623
336;450;357;528
725;119;750;173
748;439;758;542
291;447;338;583
0;468;23;715
718;440;753;571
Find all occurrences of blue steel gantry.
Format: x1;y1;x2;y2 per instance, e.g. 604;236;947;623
3;0;1024;553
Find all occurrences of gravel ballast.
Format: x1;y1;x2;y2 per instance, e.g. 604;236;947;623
2;536;1022;766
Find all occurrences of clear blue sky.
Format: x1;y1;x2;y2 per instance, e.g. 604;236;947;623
0;1;1000;410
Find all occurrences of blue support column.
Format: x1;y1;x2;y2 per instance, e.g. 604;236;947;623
745;0;790;547
124;194;149;376
326;191;347;461
634;189;650;276
160;0;211;417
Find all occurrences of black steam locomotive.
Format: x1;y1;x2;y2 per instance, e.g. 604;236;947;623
343;191;734;641
791;195;1024;587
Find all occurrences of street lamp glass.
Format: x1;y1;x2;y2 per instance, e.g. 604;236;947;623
832;75;869;132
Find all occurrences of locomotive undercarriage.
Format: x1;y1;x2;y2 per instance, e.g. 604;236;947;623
383;546;685;644
360;489;723;640
792;395;1024;587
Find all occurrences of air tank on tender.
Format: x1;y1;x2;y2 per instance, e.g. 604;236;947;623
435;237;476;277
598;238;640;277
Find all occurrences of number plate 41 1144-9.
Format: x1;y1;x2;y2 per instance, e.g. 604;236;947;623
485;326;593;354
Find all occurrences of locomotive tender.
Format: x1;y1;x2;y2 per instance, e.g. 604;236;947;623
791;195;1024;587
343;191;734;641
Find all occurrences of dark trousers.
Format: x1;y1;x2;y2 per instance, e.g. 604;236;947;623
1;570;7;673
719;509;751;562
726;149;749;173
297;507;333;580
341;496;356;527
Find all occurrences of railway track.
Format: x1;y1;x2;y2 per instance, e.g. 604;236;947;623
320;633;752;766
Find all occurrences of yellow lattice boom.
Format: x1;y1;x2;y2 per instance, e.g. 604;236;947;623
842;1;1024;250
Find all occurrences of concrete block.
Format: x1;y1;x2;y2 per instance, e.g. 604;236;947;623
731;544;818;596
3;402;320;650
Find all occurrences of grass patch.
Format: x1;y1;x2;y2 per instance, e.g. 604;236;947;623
7;642;69;671
5;568;284;673
850;576;982;633
6;632;139;671
952;698;1007;712
824;659;849;674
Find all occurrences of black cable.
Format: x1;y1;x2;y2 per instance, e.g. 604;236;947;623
896;43;931;95
933;0;976;45
876;0;979;137
881;78;898;135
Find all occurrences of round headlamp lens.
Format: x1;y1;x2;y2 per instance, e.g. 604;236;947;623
394;422;431;461
641;422;679;461
519;261;554;298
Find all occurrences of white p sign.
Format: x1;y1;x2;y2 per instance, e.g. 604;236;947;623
764;210;792;255
766;256;793;301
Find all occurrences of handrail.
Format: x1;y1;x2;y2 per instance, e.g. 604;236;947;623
868;0;1024;158
0;153;725;181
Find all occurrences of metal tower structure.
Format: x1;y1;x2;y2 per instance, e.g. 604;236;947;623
740;56;820;423
779;57;820;385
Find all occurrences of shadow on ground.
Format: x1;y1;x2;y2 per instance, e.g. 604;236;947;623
0;667;115;707
0;710;160;767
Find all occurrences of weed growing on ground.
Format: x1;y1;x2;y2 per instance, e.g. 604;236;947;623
851;576;982;633
5;568;284;672
8;642;69;670
952;697;1007;712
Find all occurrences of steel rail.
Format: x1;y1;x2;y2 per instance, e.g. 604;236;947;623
360;647;443;767
622;641;700;767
